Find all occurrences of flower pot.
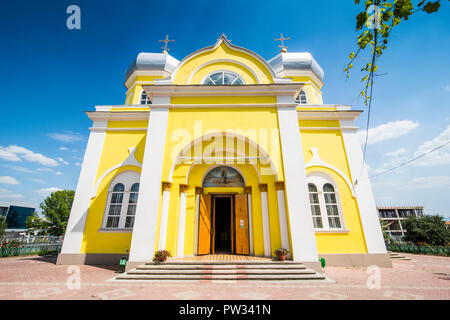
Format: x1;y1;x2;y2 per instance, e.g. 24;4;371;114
278;254;286;261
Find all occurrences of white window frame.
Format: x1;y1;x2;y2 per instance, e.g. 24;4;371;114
102;170;140;230
307;172;346;231
140;89;152;105
201;70;245;85
295;90;308;104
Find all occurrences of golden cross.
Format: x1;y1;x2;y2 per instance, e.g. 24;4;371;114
274;33;290;52
159;35;174;53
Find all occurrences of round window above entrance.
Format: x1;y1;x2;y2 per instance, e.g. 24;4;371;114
202;166;245;187
203;71;244;85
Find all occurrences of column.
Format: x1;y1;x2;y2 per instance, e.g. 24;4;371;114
340;121;387;253
259;183;271;257
128;106;170;263
194;187;202;255
275;181;291;257
176;184;189;257
244;186;254;255
277;103;319;262
58;120;107;260
158;182;172;250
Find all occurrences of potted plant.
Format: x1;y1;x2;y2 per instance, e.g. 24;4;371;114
274;248;289;261
153;249;172;263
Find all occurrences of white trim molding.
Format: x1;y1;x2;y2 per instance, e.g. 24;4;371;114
305;148;356;198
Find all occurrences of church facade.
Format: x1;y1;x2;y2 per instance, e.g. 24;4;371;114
57;35;391;269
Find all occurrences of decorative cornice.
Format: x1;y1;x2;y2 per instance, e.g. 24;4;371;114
179;184;189;193
195;187;203;194
143;83;305;99
258;183;268;192
162;181;172;191
275;181;285;190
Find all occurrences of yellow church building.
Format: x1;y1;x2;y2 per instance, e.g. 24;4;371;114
57;35;391;270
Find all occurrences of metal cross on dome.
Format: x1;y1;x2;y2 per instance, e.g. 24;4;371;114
159;34;174;53
274;33;290;52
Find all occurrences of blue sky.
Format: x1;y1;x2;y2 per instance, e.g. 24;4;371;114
0;1;449;216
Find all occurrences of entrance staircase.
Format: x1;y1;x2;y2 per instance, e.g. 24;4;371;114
115;260;328;281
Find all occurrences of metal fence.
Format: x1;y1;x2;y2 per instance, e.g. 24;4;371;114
0;236;63;258
386;242;450;257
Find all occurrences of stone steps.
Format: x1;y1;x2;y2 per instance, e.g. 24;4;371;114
388;251;412;261
115;261;327;281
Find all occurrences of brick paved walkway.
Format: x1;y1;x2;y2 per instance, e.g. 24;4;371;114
0;253;449;300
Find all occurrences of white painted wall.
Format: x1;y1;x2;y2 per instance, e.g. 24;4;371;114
60;120;107;254
128;104;170;262
341;121;387;253
277;96;319;262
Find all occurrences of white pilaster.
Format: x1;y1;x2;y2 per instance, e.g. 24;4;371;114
247;194;254;256
128;104;169;262
194;187;201;255
277;98;318;262
259;184;271;257
158;183;172;250
275;182;291;258
176;185;188;257
340;120;387;253
60;120;107;254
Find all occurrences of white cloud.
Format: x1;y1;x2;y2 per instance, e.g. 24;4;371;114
0;176;20;185
412;126;450;167
2;164;36;174
408;176;450;188
75;162;82;167
59;146;69;151
445;85;450;93
36;168;63;175
0;145;59;167
56;157;69;165
358;120;419;145
35;187;62;196
48;131;83;143
0;188;10;193
385;148;407;157
28;178;47;184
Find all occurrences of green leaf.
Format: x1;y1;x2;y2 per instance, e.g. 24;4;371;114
356;12;369;30
423;1;441;13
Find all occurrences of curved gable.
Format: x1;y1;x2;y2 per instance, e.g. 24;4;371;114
172;36;275;85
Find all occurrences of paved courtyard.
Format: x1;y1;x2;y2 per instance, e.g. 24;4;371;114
0;253;449;300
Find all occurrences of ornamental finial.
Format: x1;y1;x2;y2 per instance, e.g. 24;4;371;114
159;34;174;54
274;33;290;52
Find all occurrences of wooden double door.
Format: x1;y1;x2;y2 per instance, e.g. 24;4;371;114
198;194;249;255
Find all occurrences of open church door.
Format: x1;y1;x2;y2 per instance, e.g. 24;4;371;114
198;194;212;255
234;194;250;255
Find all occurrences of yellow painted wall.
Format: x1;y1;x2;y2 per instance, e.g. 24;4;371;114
81;129;146;254
300;126;368;254
81;39;369;258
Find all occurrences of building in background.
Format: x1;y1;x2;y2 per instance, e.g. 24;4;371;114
0;202;35;235
377;206;424;240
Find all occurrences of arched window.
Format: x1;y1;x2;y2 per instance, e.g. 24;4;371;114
308;183;323;228
125;183;139;228
202;166;245;187
295;90;308;104
106;183;124;228
306;173;344;230
140;90;152;104
103;171;140;229
323;183;341;228
203;71;244;85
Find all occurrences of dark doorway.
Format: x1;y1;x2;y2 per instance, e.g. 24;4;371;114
213;197;232;253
